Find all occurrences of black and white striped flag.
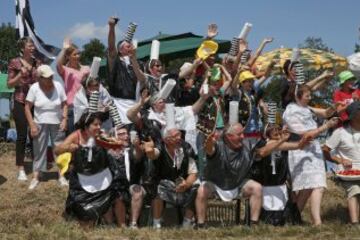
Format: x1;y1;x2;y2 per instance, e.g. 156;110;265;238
15;0;60;61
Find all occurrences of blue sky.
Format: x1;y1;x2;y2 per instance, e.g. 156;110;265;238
1;0;360;56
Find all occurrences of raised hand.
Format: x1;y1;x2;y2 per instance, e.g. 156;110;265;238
63;37;72;49
239;39;248;54
263;37;274;44
108;16;118;26
207;24;218;39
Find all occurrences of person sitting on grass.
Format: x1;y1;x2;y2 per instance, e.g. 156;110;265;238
323;102;360;225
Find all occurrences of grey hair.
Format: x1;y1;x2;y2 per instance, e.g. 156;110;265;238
161;127;178;139
224;123;243;135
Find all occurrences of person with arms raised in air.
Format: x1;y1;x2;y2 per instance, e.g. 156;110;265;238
282;84;339;225
107;17;146;125
56;38;90;135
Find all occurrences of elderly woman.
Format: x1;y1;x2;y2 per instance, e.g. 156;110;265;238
25;65;68;190
282;84;339;225
7;37;39;181
56;38;90;134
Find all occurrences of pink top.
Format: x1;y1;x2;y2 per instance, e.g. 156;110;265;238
58;65;90;106
7;58;37;104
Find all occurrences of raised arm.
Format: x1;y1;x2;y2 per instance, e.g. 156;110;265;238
248;37;273;67
56;38;71;78
107;17;118;69
306;70;334;91
126;89;150;125
129;47;146;84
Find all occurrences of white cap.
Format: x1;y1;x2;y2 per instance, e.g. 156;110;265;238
37;65;54;78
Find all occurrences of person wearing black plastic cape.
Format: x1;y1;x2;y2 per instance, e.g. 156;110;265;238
106;124;145;228
54;112;115;228
145;127;199;229
106;17;146;125
251;123;309;226
195;122;295;228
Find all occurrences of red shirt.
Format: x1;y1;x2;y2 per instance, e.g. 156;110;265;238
7;58;37;104
333;89;360;121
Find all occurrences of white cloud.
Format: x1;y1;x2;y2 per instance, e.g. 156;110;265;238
67;22;124;41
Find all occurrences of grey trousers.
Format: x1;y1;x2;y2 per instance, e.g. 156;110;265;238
33;124;65;172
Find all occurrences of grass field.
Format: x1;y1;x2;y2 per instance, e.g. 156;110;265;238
1;144;360;239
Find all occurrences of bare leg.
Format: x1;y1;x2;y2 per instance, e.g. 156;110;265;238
195;184;211;224
152;197;164;219
131;189;144;224
103;207;114;225
296;189;312;212
241;180;263;222
348;196;359;224
309;187;324;225
114;198;126;227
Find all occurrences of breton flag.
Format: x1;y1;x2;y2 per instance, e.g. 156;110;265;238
15;0;60;61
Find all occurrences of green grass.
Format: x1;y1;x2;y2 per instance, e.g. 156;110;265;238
1;145;360;239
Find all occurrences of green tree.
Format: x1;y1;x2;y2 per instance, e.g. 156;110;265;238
299;37;333;52
80;38;106;65
355;43;360;53
0;23;18;73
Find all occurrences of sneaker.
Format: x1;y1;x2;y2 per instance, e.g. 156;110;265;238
129;223;138;229
58;176;69;187
28;178;39;190
17;170;28;181
153;222;161;229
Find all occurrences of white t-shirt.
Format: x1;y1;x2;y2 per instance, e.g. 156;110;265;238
325;126;360;169
26;81;67;124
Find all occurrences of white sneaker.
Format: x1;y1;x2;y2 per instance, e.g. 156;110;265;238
17;170;28;181
129;222;138;229
58;176;69;187
153;222;161;229
28;178;39;190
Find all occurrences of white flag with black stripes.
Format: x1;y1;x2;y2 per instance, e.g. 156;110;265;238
15;0;59;61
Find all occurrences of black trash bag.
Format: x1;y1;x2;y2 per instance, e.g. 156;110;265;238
157;179;198;207
65;172;115;221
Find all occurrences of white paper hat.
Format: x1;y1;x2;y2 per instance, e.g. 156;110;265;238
89;57;101;79
291;48;301;63
238;22;253;40
158;79;176;100
229;101;239;124
124;22;137;43
150;40;160;60
165;103;176;130
88;91;100;113
229;37;240;56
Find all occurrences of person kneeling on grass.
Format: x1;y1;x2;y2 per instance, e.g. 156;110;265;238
145;128;199;229
54;112;115;228
323;102;360;225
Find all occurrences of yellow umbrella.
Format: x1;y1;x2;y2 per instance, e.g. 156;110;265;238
253;48;348;76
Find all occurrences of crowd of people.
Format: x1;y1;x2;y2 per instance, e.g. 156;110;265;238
6;17;360;229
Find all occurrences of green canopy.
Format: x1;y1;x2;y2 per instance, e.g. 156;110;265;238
100;32;231;66
137;32;230;62
0;73;14;96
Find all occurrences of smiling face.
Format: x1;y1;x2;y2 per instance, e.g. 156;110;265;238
115;127;129;147
86;118;101;137
23;41;35;57
164;128;182;148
